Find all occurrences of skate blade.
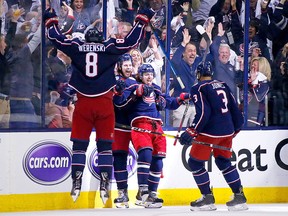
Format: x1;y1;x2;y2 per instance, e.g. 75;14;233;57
135;199;145;207
115;202;129;208
71;190;80;202
144;202;163;208
190;204;217;211
100;190;109;205
227;203;248;211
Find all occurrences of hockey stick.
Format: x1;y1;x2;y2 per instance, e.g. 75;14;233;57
116;123;177;139
173;102;189;146
115;123;232;152
196;25;211;64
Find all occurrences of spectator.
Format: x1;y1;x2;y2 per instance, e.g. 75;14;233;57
142;33;164;87
148;0;167;35
171;28;202;127
71;0;93;33
45;90;74;128
1;6;31;128
246;56;271;126
210;23;242;99
7;24;41;128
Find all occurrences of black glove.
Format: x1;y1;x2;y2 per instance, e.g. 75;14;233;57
136;84;154;97
135;9;155;25
156;96;166;111
114;79;126;95
179;128;198;146
43;8;58;28
177;92;191;105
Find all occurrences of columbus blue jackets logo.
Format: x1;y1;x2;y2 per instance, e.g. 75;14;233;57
143;93;155;106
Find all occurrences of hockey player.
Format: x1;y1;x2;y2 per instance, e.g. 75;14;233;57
43;7;154;204
179;62;248;211
112;53;136;208
114;63;190;208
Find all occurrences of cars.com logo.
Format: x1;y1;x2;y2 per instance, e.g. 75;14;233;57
23;140;72;185
88;145;137;181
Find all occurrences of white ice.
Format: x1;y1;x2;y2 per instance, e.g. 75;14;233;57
1;204;288;216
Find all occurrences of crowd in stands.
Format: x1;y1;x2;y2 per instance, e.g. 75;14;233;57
0;0;288;129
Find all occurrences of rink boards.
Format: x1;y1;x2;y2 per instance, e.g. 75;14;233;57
0;129;287;212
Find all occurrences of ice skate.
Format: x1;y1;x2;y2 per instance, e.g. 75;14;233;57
100;172;111;205
135;186;149;206
226;186;248;211
190;194;217;211
70;171;82;202
114;188;129;208
144;191;163;208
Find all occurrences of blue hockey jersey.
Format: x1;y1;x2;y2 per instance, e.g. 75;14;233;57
46;22;146;97
114;79;180;124
190;79;244;137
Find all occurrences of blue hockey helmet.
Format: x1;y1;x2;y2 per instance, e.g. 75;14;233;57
196;61;213;78
138;63;155;78
85;28;103;43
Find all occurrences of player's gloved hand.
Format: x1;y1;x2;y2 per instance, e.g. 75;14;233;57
135;9;155;25
44;8;58;28
177;93;191;105
156;96;166;111
136;84;154;97
114;79;126;95
179;128;198;146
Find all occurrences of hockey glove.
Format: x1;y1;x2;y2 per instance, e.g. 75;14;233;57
44;8;58;28
114;79;126;95
156;96;166;111
136;84;154;97
135;9;155;25
179;128;198;146
177;92;191;105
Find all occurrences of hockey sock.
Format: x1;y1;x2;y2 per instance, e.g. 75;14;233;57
71;141;89;179
215;156;241;193
113;152;128;190
137;148;152;187
97;140;113;179
188;157;211;194
148;157;163;192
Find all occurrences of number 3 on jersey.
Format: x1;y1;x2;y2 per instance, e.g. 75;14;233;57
85;52;98;77
217;89;228;113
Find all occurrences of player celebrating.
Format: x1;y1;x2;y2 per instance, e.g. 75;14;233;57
114;63;190;208
43;7;154;204
112;53;136;208
179;62;248;211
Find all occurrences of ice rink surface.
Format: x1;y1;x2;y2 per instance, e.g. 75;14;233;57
1;204;288;216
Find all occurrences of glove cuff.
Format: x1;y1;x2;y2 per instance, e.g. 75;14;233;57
45;17;59;28
180;93;190;101
136;84;143;97
135;14;149;25
113;87;123;96
186;128;198;137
